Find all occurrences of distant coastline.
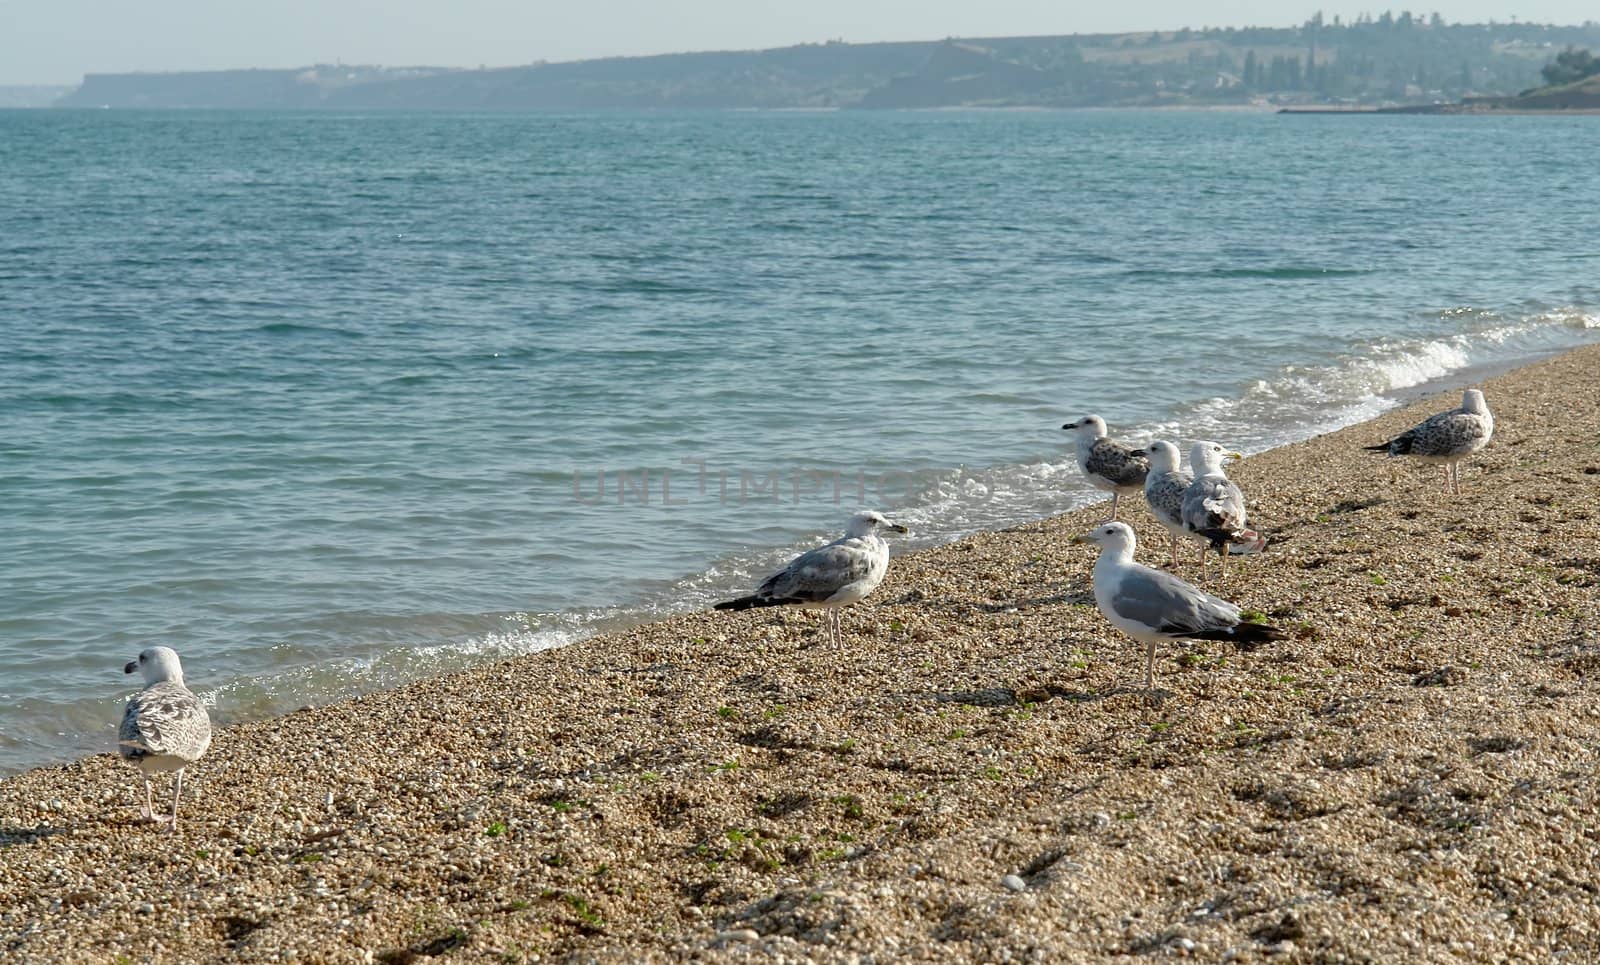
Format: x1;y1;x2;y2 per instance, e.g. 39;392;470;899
39;18;1600;112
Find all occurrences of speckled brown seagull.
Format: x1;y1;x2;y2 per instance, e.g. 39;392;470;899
1364;388;1494;494
119;647;211;830
1062;415;1149;522
1132;440;1192;569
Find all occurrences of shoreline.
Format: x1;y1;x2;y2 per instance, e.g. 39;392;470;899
6;295;1595;776
5;342;1600;960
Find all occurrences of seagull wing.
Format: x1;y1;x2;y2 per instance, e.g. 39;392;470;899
1183;474;1246;533
1084;438;1150;488
761;541;874;603
1109;566;1241;637
1407;410;1493;457
1145;469;1192;527
121;683;212;762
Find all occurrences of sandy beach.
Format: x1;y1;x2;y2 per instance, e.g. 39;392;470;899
4;343;1599;963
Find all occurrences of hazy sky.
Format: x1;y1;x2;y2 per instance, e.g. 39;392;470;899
4;1;1595;85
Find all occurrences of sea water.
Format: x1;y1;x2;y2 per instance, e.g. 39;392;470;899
1;108;1596;774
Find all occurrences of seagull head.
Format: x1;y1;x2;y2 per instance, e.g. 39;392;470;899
1072;520;1137;553
125;646;185;686
1190;440;1243;473
1131;440;1181;473
1461;388;1488;415
1061;415;1107;440
846;510;909;538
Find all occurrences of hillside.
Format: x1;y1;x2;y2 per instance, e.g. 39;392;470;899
1513;72;1600;108
1379;69;1600;113
53;17;1600;111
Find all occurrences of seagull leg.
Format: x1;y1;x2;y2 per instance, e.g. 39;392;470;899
1169;534;1180;571
170;769;185;832
1110;492;1121;521
1145;641;1156;693
142;776;154;821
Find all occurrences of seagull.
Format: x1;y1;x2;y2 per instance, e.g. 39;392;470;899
1363;388;1494;494
1062;415;1149;522
1182;441;1266;577
714;510;909;645
1132;440;1192;569
1073;521;1285;693
119;647;212;830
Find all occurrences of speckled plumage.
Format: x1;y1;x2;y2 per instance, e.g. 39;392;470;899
1140;441;1193;568
119;647;210;829
1063;415;1149;521
1083;438;1151;490
1366;388;1494;494
119;681;212;769
1182;441;1266;572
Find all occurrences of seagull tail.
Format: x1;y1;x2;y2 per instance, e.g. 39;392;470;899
1224;529;1269;556
1365;433;1410;455
714;595;793;612
1187;622;1286;651
1195;527;1244;553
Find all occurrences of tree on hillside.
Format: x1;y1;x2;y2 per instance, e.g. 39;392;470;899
1541;46;1600;85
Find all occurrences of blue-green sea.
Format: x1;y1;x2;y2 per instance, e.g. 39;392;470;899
2;108;1597;775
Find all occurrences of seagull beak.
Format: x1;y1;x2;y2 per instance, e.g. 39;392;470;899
1069;535;1087;545
1228;451;1244;462
1129;448;1147;457
888;523;909;534
1061;421;1078;430
123;661;138;675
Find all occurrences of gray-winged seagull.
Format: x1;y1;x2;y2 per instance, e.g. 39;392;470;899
1182;441;1267;576
715;510;909;645
1074;521;1285;693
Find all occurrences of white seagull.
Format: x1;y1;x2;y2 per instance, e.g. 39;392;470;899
1364;387;1494;494
1062;415;1149;522
1182;441;1266;576
1074;522;1285;693
119;646;212;830
715;510;909;645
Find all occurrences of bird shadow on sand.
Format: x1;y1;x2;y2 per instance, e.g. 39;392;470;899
929;682;1157;708
972;590;1094;614
0;825;66;848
